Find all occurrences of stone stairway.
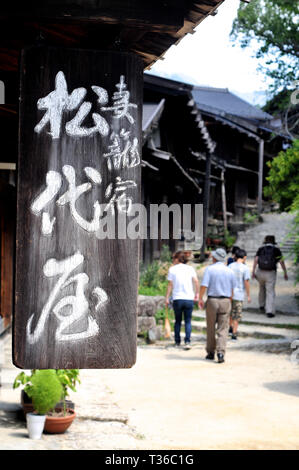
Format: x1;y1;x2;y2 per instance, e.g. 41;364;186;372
187;309;299;354
235;212;296;257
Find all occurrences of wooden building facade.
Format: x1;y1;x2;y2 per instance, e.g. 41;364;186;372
141;74;290;262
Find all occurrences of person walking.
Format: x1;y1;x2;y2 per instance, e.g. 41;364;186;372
166;251;199;350
199;248;236;363
252;235;288;318
228;248;251;340
227;246;240;266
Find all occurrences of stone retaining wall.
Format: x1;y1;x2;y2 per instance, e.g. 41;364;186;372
137;295;166;343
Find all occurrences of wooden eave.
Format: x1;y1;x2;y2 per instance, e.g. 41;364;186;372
0;0;224;73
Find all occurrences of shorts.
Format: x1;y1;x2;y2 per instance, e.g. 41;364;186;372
230;300;243;321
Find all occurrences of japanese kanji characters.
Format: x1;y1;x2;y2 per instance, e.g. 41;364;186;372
30;70;139;344
26;251;108;344
30;165;137;235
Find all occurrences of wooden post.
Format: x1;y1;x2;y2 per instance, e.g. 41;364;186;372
221;170;227;233
14;46;143;369
200;152;211;262
257;138;264;215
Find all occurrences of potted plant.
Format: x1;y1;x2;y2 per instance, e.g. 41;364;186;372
13;368;80;434
25;369;63;439
13;371;35;415
55;369;80;412
44;369;79;434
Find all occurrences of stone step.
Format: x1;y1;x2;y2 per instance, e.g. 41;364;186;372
190;318;298;340
192;309;299;326
162;333;293;354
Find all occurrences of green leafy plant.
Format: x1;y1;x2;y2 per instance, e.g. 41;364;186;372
56;369;81;414
223;230;236;249
25;370;63;416
264;140;299;212
13;368;81;416
139;260;170;296
243;212;258;224
13;371;34;390
263;140;299;283
160;244;172;263
231;0;299;94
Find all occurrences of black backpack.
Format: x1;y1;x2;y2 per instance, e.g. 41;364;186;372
258;245;277;271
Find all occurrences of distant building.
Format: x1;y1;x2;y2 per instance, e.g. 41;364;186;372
141;74;290;262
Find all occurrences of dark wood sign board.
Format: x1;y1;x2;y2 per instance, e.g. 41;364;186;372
13;46;143;369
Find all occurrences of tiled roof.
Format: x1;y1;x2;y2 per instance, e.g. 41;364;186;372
192;86;273;122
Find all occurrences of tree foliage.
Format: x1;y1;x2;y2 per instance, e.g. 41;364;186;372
264;139;299;211
264;139;299;282
231;0;299;94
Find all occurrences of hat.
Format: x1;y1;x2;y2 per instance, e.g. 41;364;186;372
211;248;227;262
263;235;277;245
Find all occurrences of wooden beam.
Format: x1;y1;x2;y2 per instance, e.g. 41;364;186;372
200;152;211;261
221;170;227;232
258;138;264;214
0;1;185;30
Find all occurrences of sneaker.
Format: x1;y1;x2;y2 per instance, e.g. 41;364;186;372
217;353;225;363
174;343;181;348
184;343;192;350
231;334;237;340
206;352;215;360
266;313;275;318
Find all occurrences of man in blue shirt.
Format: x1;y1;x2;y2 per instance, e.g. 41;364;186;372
199;248;236;363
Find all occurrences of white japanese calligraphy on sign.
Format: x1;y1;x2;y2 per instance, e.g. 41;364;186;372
31;165;137;235
26;252;108;344
30;71;139;344
34;71;109;139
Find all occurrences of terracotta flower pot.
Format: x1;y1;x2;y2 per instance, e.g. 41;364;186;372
44;408;76;434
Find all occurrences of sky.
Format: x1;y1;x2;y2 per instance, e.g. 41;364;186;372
146;0;271;107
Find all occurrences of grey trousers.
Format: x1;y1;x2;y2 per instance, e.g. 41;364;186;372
206;298;231;355
255;268;277;314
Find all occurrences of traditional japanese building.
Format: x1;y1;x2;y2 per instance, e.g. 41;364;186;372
141;74;290;262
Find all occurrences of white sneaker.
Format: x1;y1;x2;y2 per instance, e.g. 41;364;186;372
184;343;192;350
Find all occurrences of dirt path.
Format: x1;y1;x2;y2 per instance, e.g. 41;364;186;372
98;342;299;450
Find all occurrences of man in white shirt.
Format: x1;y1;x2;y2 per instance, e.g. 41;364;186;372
228;248;251;340
199;248;236;363
166;251;199;349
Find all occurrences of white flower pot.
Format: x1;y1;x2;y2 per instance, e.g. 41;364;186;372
26;413;46;439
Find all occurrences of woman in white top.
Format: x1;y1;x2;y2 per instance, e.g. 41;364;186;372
166;251;199;349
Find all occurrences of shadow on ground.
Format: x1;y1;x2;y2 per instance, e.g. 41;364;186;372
264;379;299;397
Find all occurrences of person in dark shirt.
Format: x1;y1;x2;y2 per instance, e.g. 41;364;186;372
252;235;288;318
227;246;240;266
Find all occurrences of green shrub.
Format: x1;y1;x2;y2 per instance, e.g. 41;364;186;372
243;212;258;224
160;244;172;263
224;230;236;249
26;370;63;415
139;258;171;296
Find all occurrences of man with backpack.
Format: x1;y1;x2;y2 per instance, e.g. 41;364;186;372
252;235;288;318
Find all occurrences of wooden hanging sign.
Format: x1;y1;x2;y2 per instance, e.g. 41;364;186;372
14;46;143;369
